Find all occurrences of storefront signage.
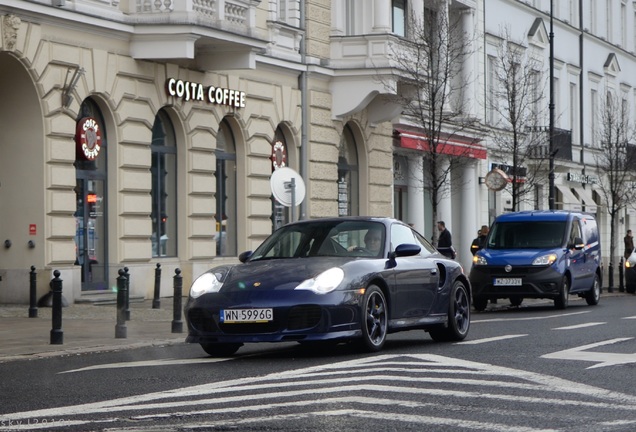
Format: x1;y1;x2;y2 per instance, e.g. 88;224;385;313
271;141;287;170
338;178;348;216
166;78;246;108
567;172;599;184
76;117;102;161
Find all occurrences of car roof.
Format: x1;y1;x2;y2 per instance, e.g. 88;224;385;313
494;210;595;223
283;216;404;227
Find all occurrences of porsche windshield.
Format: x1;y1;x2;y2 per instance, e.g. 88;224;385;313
249;221;386;260
488;221;567;249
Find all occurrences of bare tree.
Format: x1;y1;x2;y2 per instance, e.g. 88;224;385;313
487;26;549;211
593;91;636;275
383;1;480;245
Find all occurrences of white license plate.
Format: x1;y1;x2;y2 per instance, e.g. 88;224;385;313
493;278;522;286
221;308;273;323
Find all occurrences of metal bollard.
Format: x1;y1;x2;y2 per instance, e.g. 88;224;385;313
124;267;131;321
619;257;625;292
29;266;38;318
152;263;161;309
608;261;614;293
172;268;183;333
115;269;128;339
50;270;63;345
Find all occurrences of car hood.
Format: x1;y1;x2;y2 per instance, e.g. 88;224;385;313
211;257;355;292
480;248;562;266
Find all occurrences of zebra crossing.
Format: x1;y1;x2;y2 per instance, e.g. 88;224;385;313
2;353;636;431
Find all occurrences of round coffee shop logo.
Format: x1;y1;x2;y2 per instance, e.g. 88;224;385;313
76;117;102;161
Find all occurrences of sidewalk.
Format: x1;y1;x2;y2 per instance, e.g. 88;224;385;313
0;290;632;363
0;297;186;363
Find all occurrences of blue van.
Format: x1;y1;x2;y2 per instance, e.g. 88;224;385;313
469;211;602;311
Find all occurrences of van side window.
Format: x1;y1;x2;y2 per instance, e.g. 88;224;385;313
569;220;582;247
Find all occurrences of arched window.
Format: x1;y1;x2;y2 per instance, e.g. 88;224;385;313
215;119;237;256
271;126;290;230
338;123;359;216
150;109;177;257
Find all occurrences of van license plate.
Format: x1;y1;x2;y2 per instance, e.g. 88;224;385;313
493;278;522;286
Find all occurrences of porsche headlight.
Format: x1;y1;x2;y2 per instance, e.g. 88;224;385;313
295;267;345;294
190;272;223;298
532;254;557;266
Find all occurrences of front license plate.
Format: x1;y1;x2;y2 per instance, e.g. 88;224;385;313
220;308;273;323
493;278;522;286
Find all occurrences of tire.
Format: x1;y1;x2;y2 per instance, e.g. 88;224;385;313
200;342;242;357
473;297;488;312
429;281;471;342
509;296;523;307
585;273;601;306
554;276;569;309
358;285;388;352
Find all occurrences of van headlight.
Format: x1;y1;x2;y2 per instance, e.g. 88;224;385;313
532;254;557;266
473;255;488;265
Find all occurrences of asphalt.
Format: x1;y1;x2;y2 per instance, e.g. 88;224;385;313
0;289;633;364
0;297;187;363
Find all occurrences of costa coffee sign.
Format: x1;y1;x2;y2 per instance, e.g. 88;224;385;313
166;78;246;108
76;117;102;161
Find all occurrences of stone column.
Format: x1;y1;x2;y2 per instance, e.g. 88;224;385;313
408;156;425;234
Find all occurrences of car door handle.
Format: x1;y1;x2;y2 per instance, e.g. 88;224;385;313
430;269;437;275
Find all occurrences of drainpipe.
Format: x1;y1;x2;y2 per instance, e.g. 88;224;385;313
299;0;308;220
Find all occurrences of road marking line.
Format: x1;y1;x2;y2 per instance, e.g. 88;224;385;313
457;334;527;345
552;322;605;330
473;311;590;323
623;316;636;320
542;338;636;369
59;357;228;374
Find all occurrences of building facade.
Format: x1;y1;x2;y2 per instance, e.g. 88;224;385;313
2;0;635;304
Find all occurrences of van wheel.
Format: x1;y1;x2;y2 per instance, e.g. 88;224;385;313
509;296;523;307
585;274;601;306
473;297;488;311
554;276;569;309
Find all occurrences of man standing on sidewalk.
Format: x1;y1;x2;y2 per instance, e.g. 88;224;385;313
437;221;455;259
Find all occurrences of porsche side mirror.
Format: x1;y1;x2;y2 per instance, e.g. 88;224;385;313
238;251;253;263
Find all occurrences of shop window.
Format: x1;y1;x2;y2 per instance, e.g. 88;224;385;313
215;119;237;256
338;123;359;216
151;110;177;257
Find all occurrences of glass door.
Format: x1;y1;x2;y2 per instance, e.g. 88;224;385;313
75;177;107;291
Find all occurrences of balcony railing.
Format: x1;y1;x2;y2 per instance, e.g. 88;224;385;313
528;127;573;161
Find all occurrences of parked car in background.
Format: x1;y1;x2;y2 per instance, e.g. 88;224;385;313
623;253;636;294
185;217;471;356
469;211;601;311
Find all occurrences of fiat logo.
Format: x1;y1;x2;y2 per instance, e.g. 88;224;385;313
505;265;512;273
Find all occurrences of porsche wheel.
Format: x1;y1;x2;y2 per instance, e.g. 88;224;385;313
429;280;470;342
200;342;242;357
554;276;569;309
359;285;387;352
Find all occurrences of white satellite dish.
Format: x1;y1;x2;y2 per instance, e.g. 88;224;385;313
270;167;306;218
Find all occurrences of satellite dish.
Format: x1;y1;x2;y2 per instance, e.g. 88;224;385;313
270;167;306;208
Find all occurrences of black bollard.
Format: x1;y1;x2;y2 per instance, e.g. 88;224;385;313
619;257;625;292
152;263;161;309
124;267;131;321
172;268;183;333
115;269;128;338
50;270;63;345
29;266;38;318
608;261;614;293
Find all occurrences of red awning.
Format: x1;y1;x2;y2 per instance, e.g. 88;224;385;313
396;129;487;160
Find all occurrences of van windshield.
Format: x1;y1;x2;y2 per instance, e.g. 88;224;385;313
488;221;567;249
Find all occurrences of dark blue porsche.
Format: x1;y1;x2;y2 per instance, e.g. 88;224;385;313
185;217;471;356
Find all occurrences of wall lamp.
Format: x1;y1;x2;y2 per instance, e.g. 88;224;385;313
478;177;485;185
62;66;85;108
